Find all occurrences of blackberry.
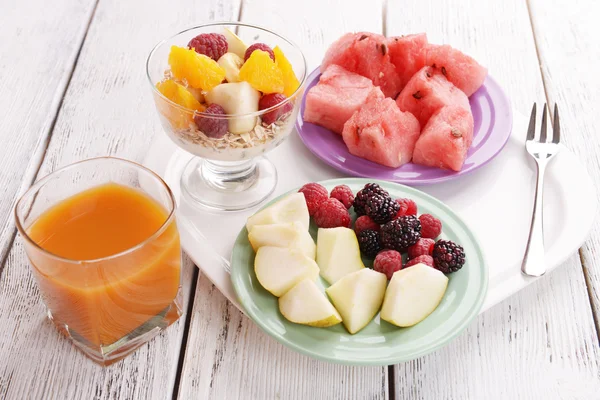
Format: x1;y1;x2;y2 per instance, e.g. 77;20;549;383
357;230;381;258
380;216;421;252
365;195;400;224
432;240;465;273
353;183;390;216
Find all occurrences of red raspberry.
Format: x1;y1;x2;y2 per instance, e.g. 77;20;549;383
298;183;328;216
259;94;293;125
194;104;228;138
244;43;275;61
354;215;380;235
407;238;435;259
188;33;228;61
419;214;442;239
374;250;403;280
395;198;418;218
330;185;355;209
313;198;351;228
405;255;434;268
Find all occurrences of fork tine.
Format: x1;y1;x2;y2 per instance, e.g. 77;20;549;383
540;103;548;142
552;103;560;143
527;103;537;140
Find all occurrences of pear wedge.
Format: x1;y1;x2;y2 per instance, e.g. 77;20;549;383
254;246;319;297
248;222;315;259
246;193;310;232
316;227;365;284
279;279;342;327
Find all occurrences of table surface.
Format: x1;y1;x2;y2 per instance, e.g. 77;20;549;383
1;0;599;398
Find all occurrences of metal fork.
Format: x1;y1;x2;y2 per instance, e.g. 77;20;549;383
521;103;561;277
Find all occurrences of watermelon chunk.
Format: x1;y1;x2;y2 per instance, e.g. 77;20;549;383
412;106;474;171
342;96;420;168
425;44;488;96
304;65;384;135
387;33;428;90
322;32;403;98
396;66;470;127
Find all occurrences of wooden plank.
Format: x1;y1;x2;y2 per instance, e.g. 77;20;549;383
0;0;239;398
386;0;600;397
0;0;97;269
177;1;388;398
528;0;600;331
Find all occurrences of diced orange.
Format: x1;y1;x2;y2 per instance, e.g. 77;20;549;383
156;79;205;129
168;46;225;91
239;50;284;94
274;46;300;97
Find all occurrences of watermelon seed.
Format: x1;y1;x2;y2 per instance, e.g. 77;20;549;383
426;71;432;78
381;43;388;56
359;34;368;41
412;91;422;100
441;66;447;76
451;128;462;138
432;63;437;68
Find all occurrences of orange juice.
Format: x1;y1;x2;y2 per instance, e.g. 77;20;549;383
26;183;181;346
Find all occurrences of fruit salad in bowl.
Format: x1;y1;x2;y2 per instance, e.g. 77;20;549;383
147;23;306;210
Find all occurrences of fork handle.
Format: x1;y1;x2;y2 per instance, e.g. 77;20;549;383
521;161;546;277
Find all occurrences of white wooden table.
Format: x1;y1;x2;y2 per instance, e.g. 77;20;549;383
1;0;599;398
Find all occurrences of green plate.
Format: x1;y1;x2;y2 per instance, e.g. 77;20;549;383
230;178;488;366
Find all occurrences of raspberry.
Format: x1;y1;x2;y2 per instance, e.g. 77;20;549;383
353;183;389;216
407;238;435;259
374;250;403;280
357;230;381;258
330;185;354;209
395;198;418;218
194;104;228;138
405;255;434;268
298;183;328;216
365;195;400;224
419;214;442;239
313;198;351;228
188;33;228;61
259;93;293;125
244;43;275;62
432;240;466;273
354;215;380;235
380;215;421;252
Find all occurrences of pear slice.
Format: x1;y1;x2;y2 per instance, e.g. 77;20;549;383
326;269;387;334
254;246;319;297
248;222;316;259
218;52;244;83
223;27;248;59
246;193;310;232
205;81;260;133
380;263;448;327
316;227;365;285
279;279;342;327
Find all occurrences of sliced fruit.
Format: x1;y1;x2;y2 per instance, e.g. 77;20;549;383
279;279;342;327
254;247;319;297
248;222;316;259
380;263;448;327
223;27;248;59
273;46;300;97
186;86;205;103
205;81;260;133
316;227;365;285
246;193;310;232
326;269;387;334
218;52;244;83
239;50;284;94
168;45;225;91
155;79;204;128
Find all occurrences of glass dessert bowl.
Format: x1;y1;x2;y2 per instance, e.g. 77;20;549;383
147;22;307;211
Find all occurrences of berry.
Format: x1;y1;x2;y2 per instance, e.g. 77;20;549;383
188;33;228;61
298;183;328;216
395;198;418;218
330;185;355;209
405;255;434;268
380;216;421;252
194;104;228;138
353;183;389;216
407;238;435;259
354;215;380;235
419;214;442;239
357;230;381;258
365;195;400;224
432;240;466;273
259;93;293;125
244;43;275;61
313;198;351;228
374;250;403;280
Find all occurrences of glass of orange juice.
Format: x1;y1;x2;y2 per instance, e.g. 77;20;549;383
15;157;182;365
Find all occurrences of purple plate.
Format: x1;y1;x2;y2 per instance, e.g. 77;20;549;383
295;67;513;185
